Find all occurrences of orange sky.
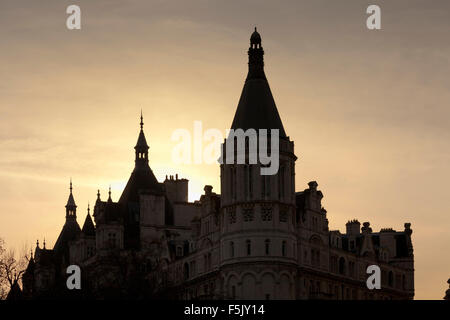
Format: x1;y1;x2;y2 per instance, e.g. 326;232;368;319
0;0;449;299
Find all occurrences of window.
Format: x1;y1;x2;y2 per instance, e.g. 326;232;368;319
262;171;271;199
243;208;254;222
349;261;355;278
244;165;252;199
266;176;271;198
176;246;183;257
189;260;196;277
330;256;338;273
230;167;236;200
261;206;273;221
278;165;284;199
244;165;248;199
282;241;287;257
265;239;270;255
249;166;253;198
338;257;346;275
231;286;236;299
311;249;320;266
246;240;252;256
261;172;266;198
312;217;318;231
350;240;355;251
388;271;394;287
279;209;288;222
228;208;236;224
207;253;212;270
108;233;117;248
230;241;234;258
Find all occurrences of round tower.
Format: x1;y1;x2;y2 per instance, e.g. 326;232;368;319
219;28;297;300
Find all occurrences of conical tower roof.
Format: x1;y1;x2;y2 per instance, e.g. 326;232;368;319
81;205;95;236
119;113;162;204
230;28;287;138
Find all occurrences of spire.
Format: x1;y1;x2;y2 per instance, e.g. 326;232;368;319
134;111;150;170
82;203;95;237
230;28;287;137
65;179;77;219
108;185;112;202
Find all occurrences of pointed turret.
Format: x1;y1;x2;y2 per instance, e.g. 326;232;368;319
81;204;95;237
230;27;287;137
65;179;77;219
134;110;150;171
54;180;81;256
119;112;163;249
119;112;162;204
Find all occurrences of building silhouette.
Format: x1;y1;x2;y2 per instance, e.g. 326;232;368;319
20;29;414;300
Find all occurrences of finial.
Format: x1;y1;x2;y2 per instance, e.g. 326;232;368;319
140;110;144;130
108;185;112;201
36;239;39;248
97;189;101;200
70;178;73;193
43;238;46;249
255;26;257;32
30;248;33;259
87;202;90;214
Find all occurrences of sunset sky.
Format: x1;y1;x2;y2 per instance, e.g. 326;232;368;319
1;0;449;299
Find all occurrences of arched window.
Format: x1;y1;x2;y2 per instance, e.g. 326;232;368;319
244;165;248;199
265;239;270;255
278;165;284;199
249;165;253;198
230;241;234;258
338;257;346;275
184;263;189;280
282;241;287;257
388;271;394;287
261;171;266;198
246;240;251;256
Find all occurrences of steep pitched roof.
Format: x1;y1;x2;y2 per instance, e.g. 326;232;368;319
119;114;163;205
66;192;76;207
6;281;23;301
231;78;287;137
81;213;95;236
230;29;287;138
119;168;163;204
136;129;148;149
53;219;81;254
